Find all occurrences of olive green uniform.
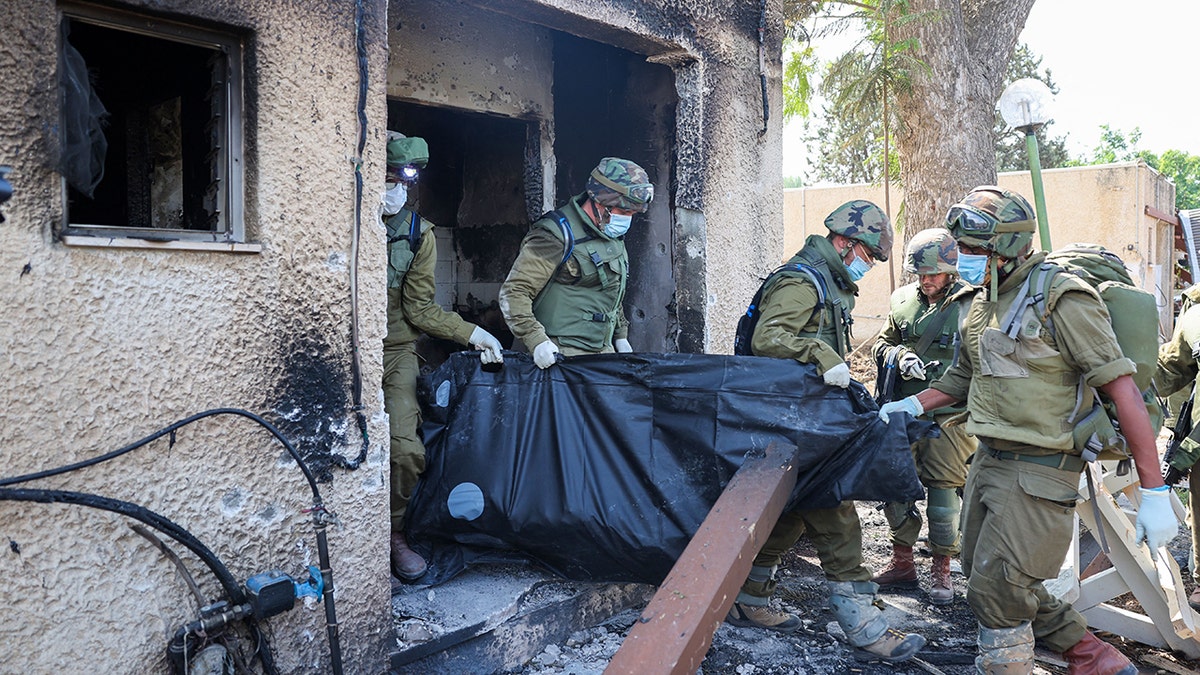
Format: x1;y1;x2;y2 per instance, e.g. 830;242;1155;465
384;208;477;531
499;194;628;356
739;234;871;604
930;252;1136;652
1154;301;1200;583
872;281;977;555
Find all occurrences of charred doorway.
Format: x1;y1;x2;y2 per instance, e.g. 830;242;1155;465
552;33;678;353
386;0;680;368
386;102;535;372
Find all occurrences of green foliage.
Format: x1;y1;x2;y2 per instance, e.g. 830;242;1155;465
785;1;934;186
994;44;1072;172
783;175;805;188
1076;125;1200;209
1157;149;1200;209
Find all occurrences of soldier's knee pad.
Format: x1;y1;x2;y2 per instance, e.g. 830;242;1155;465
926;487;961;548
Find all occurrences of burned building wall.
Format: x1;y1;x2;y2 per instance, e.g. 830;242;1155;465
0;0;394;672
388;0;784;357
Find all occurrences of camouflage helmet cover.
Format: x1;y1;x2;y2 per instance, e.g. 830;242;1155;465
586;157;654;213
946;185;1036;259
824;200;893;262
904;227;958;275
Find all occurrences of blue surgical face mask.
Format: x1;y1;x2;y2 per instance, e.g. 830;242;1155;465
845;253;872;281
604;212;633;238
957;252;989;286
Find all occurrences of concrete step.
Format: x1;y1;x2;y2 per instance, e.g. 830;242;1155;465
390;564;653;674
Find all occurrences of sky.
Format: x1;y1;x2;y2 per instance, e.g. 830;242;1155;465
783;0;1200;178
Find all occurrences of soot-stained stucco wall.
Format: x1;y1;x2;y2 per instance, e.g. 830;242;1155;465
0;0;394;672
390;0;784;354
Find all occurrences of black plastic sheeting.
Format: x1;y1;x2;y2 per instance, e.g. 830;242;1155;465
407;352;930;586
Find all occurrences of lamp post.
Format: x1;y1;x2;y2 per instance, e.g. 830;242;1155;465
998;78;1054;252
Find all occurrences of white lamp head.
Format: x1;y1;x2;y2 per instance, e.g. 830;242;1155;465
998;78;1053;131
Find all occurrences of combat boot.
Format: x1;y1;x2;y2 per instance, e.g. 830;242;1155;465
872;544;918;589
976;622;1034;674
828;580;925;662
1062;631;1137;675
390;531;427;580
725;601;801;632
929;553;954;605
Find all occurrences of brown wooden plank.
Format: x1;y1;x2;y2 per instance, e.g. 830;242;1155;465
604;442;800;675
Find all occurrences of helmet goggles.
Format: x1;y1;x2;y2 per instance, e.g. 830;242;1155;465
946;204;1036;235
590;170;654;206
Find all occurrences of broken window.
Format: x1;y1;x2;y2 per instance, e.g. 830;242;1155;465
59;3;245;242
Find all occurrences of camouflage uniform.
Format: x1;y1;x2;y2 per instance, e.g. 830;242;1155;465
384;207;478;531
740;233;869;603
731;201;924;664
873;280;974;550
1155;296;1200;590
926;188;1145;669
870;229;976;604
499;158;651;356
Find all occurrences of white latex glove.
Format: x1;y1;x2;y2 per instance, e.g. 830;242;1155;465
898;351;927;381
532;340;560;369
878;395;924;423
822;362;852;388
1135;486;1180;552
614;338;633;353
469;326;504;364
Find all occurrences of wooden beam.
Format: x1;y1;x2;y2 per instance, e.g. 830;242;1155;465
605;442;800;675
1147;204;1180;225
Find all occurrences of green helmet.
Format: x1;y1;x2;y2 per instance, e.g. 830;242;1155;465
904;227;958;275
824;200;893;262
586;157;654;213
386;134;429;182
945;186;1037;259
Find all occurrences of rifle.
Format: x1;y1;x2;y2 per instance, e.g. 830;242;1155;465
1163;386;1195;486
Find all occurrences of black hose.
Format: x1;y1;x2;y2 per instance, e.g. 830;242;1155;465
0;408;318;501
0;487;279;675
0;407;342;674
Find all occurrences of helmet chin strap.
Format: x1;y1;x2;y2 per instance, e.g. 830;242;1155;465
989;255;999;302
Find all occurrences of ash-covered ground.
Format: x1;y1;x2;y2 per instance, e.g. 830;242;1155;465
511;491;1199;675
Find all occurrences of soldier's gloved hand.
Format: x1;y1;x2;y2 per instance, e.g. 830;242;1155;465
822;362;851;388
878;395;924;423
614;338;633;353
1135;486;1180;552
469;326;504;365
898;351;927;381
532;340;560;369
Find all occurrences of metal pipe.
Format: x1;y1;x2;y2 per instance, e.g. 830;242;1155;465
1024;130;1052;252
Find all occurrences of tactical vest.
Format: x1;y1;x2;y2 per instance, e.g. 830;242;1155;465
889;281;964;402
961;257;1098;452
768;243;855;357
531;207;628;353
385;209;427;289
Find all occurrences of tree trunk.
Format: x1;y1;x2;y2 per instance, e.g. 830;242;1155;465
890;0;1036;253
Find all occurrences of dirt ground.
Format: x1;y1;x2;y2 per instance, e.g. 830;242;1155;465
513;501;1200;675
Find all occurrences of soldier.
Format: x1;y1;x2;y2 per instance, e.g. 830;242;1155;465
879;186;1177;674
871;228;977;605
382;132;504;580
1154;285;1200;609
499;158;652;367
727;200;927;663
